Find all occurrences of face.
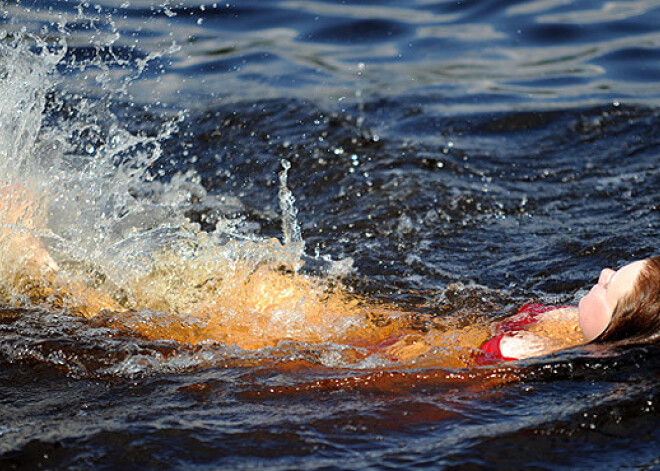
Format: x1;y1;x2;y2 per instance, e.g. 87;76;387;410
578;260;645;341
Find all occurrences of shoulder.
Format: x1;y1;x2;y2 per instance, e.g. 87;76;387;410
534;306;579;322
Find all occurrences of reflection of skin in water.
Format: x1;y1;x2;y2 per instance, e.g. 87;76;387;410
4;181;643;368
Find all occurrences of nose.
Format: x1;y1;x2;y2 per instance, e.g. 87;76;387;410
598;268;615;287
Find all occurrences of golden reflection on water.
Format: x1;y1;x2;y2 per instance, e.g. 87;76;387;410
0;182;491;365
2;239;497;367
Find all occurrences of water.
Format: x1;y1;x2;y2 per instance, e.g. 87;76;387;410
1;1;660;469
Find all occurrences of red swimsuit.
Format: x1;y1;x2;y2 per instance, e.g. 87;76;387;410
476;303;565;364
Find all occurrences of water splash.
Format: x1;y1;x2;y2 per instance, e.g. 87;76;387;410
0;31;374;352
278;159;305;270
0;28;499;368
0;27;517;382
0;35;62;176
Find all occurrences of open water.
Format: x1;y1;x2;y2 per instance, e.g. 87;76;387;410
1;0;660;469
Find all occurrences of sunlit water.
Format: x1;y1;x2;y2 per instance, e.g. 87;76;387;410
1;1;660;469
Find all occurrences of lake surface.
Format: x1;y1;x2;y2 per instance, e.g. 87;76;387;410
1;1;660;469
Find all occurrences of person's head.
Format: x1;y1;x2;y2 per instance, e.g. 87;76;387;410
578;257;660;344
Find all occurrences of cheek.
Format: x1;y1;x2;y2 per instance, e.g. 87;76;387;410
578;291;612;341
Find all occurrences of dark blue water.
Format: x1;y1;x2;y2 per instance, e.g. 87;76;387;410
1;1;660;469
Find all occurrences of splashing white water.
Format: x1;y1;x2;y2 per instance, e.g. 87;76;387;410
0;34;63;178
278;159;305;270
0;32;363;349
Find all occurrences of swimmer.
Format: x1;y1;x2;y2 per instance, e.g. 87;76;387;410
1;179;659;364
475;257;660;362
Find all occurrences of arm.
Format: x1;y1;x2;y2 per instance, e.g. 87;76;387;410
499;331;563;359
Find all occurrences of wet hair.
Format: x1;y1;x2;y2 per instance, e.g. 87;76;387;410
593;256;660;344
